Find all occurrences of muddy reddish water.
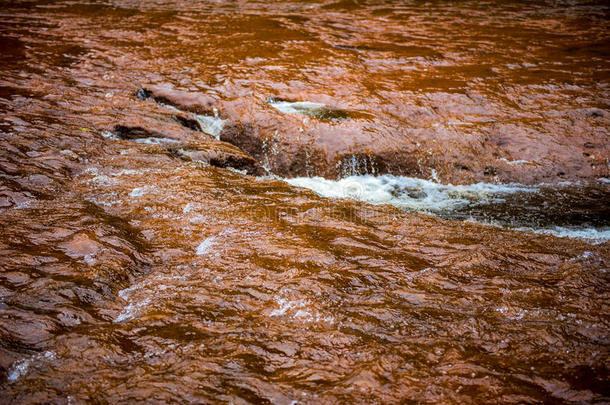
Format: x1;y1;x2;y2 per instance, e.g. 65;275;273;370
1;0;609;403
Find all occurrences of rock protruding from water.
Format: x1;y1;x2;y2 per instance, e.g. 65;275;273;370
137;85;609;184
138;84;216;115
109;123;265;176
138;85;430;179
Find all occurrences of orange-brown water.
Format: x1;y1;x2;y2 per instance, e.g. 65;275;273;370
0;1;609;403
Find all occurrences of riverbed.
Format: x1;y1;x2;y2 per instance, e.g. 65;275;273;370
0;1;609;403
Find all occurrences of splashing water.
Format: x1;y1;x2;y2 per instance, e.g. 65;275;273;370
285;174;610;242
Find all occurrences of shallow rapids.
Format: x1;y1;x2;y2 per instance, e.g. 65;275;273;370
285;175;610;242
1;0;609;403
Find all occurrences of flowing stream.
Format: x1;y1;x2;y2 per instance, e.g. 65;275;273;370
285;174;610;242
0;0;609;403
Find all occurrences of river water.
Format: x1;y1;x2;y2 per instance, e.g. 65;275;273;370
1;0;609;403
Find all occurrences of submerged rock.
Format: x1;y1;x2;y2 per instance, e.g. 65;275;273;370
113;125;166;140
139;84;216;115
110;123;265;176
2;1;610;402
171;143;266;176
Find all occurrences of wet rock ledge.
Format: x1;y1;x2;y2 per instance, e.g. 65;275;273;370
134;84;610;184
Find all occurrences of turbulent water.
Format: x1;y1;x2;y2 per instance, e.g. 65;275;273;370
1;0;609;404
285;175;610;242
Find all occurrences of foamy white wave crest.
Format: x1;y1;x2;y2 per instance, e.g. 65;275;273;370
517;226;610;244
285;174;535;213
269;100;326;116
284;174;609;242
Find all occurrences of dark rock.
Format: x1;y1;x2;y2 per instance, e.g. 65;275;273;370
175;143;266;176
113;125;165;140
219;122;264;158
111;120;264;175
484;166;497;176
134;88;150;100
173;115;202;132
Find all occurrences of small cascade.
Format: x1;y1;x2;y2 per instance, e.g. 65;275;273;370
336;154;378;177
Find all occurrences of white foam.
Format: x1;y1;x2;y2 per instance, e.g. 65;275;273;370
118;274;187;302
133;137;180;145
90;174;117;186
129;186;150;197
114;272;194;323
269;297;334;324
189;215;207;224
270;297;302;316
283;174;609;242
60;149;78;158
194;114;224;139
13;198;34;209
500;158;531;165
114;298;151;323
114;169;161;176
83;254;96;266
118;283;140;300
7;351;56;383
183;202;195;214
517;226;610;244
227;167;248;175
285;174;535;213
293;308;335;324
269;100;326;116
196;237;215;255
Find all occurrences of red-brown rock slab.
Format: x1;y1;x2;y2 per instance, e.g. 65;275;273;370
140;85;609;183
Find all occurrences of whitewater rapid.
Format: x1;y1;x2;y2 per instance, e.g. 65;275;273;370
283;174;610;243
